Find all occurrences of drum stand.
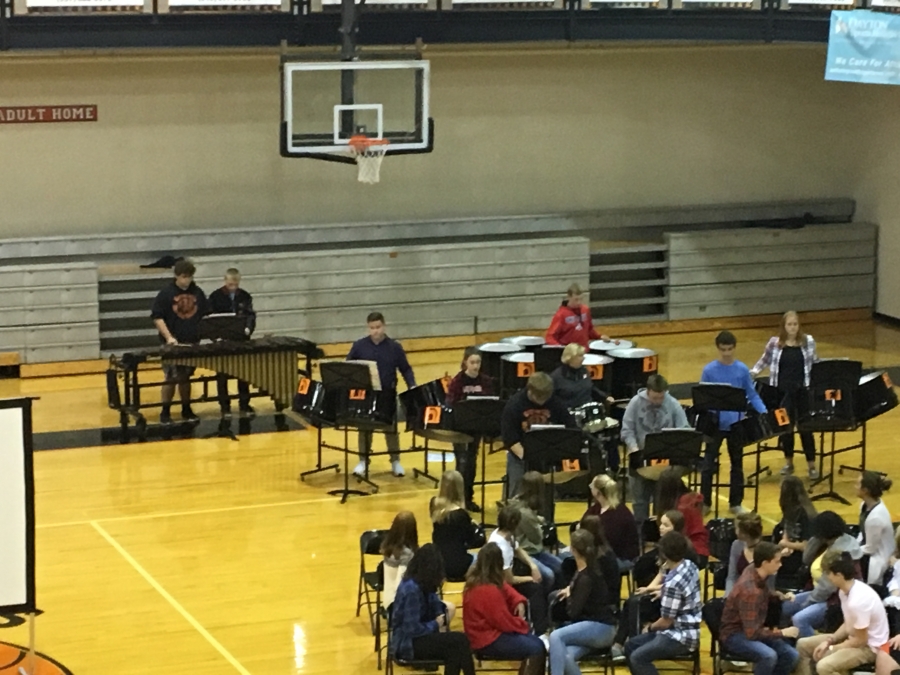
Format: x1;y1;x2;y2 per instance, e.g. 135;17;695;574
299;425;340;480
411;434;443;487
808;424;866;505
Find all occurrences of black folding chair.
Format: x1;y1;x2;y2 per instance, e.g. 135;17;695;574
357;529;388;635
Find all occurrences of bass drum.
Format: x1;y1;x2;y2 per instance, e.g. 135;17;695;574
855;371;898;422
399;380;447;432
335;389;396;431
292;378;337;428
583;353;614;393
606;348;658;400
478;342;522;389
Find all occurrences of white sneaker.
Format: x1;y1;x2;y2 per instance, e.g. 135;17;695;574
729;505;749;516
352;461;368;478
780;463;794;476
391;460;405;477
539;634;550;653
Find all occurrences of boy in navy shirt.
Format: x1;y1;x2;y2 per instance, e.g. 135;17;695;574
699;331;766;514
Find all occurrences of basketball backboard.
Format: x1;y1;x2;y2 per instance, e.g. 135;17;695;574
281;59;431;158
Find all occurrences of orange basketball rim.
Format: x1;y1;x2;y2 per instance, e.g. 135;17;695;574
0;641;73;675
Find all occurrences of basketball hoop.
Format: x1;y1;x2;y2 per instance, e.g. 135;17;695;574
348;135;389;184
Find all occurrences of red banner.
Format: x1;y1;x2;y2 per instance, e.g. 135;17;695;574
0;105;98;124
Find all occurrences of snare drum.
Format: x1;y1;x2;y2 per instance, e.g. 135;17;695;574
589;338;635;353
855;371;899;422
293;377;337;428
335;389;396;430
501;352;535;397
583;353;614;392
572;402;607;433
606;348;658;400
414;404;474;444
500;336;546;352
399;380;447;432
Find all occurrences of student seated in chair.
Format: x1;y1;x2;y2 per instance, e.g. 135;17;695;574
390;544;476;675
624;532;701;675
719;541;800;675
796;550;890;675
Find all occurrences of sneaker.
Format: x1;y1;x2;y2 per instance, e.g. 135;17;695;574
780;463;795;476
159;410;173;425
181;408;199;422
539;634;550;653
610;644;625;663
729;505;749;516
808;466;820;480
352;461;368;478
466;501;482;513
391;460;405;477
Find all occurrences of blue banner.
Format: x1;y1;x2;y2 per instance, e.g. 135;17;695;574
826;9;900;85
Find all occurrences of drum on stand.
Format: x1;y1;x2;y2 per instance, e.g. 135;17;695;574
571;402;610;434
583;353;614;393
293;377;337;428
399;379;447;432
855;371;898;422
589;338;635;354
335;389;396;430
606;347;658;400
534;344;565;374
501;352;534;398
500;336;546;352
478;342;522;392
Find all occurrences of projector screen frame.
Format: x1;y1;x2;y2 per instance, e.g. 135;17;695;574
0;397;36;615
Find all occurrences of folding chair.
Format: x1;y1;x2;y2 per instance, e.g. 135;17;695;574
357;529;389;635
384;604;445;675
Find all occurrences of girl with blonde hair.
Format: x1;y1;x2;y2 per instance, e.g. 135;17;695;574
431;471;483;580
583;474;639;563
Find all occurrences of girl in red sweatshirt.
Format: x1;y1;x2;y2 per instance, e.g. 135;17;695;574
463;543;546;675
544;284;609;348
655;468;709;561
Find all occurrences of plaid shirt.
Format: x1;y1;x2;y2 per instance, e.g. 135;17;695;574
658;559;702;651
751;335;817;388
720;564;780;643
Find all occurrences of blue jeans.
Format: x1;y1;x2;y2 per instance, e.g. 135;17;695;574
625;632;691;675
723;634;798;675
533;552;564;589
478;632;546;660
532;557;558;594
506;452;525;500
781;591;827;638
549;621;616;675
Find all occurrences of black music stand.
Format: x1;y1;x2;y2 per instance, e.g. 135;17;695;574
522;427;587;525
641;429;704;471
321;361;378;502
454;397;505;523
199;314;247;341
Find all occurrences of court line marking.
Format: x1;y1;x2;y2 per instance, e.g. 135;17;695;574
91;520;252;675
38;486;431;529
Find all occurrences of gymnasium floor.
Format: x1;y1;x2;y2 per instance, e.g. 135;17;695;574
3;318;900;675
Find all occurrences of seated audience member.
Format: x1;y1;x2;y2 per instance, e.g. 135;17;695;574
720;542;800;675
796;551;889;675
489;505;551;635
512;471;563;588
775;475;817;583
568;515;621;608
431;471;483;581
548;529;618;675
583;474;639;565
655;468;709;561
462;543;545;675
390;544;475;675
611;511;697;660
383;510;419;607
624;532;702;675
726;512;767;596
782;511;863;638
856;471;895;585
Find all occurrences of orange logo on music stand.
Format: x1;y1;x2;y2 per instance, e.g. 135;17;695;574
825;389;842;401
297;378;310;395
643;356;658;373
517;363;535;378
588;365;604;380
650;458;670;467
349;389;366;400
562;460;580;471
884;373;894;389
424;406;442;424
774;408;791;426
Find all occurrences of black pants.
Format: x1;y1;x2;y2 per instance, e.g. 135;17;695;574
216;373;251;411
700;432;744;508
514;581;549;636
412;631;476;675
614;595;660;645
779;387;817;463
454;438;480;504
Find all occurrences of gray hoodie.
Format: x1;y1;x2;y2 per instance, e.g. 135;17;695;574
803;533;864;603
621;388;690;453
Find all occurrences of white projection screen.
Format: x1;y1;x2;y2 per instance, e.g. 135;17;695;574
0;398;35;614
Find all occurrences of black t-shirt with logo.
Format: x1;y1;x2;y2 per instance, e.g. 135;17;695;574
150;281;209;344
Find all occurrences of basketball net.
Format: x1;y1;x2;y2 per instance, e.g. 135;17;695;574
348;135;389;184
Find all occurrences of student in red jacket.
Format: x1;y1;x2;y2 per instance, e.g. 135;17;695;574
655;468;709;562
545;284;610;348
463;542;546;675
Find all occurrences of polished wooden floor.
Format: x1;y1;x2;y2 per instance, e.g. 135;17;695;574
3;319;900;675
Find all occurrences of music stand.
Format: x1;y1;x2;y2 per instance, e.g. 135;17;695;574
454;397;505;521
638;429;703;479
691;384;748;414
199;314;247;341
522;427;587;524
320;361;377;502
